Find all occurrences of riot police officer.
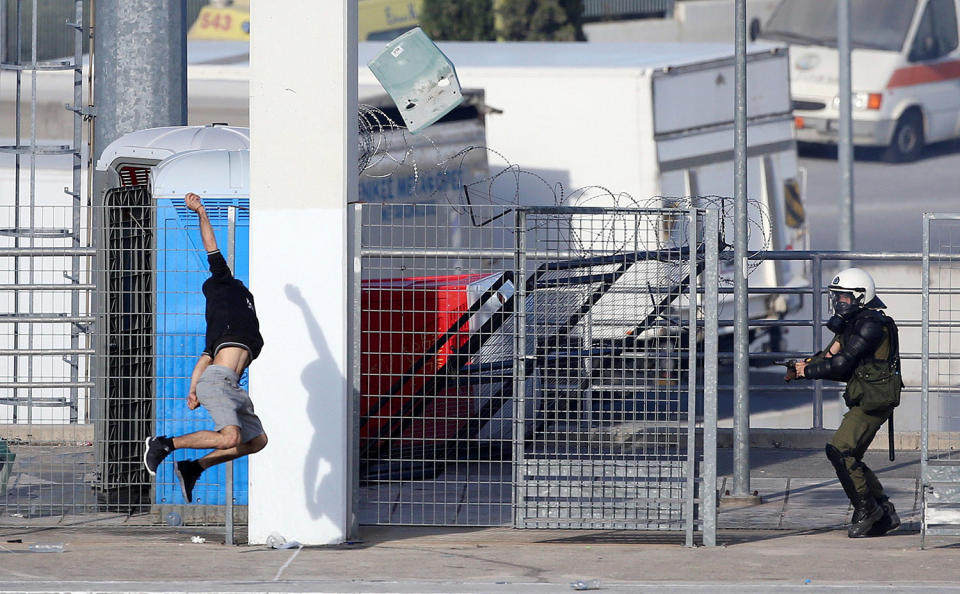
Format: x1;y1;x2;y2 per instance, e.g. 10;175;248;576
794;268;903;538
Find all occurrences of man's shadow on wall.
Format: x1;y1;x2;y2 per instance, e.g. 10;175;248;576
285;284;344;521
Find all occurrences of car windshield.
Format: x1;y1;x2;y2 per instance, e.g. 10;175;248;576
760;0;917;52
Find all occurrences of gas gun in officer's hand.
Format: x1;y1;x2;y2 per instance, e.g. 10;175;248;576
775;359;799;382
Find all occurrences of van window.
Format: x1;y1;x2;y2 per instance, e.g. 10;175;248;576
909;0;959;61
761;0;916;52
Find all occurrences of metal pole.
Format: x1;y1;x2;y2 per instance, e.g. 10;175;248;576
811;255;823;428
12;0;22;424
837;0;854;252
27;0;37;423
512;208;528;528
921;214;930;485
732;0;752;499
703;208;720;546
225;206;236;546
347;203;364;540
93;0;187;196
685;208;699;547
920;214;933;550
69;0;83;424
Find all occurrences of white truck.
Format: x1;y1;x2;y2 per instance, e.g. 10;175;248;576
759;0;960;162
358;41;806;351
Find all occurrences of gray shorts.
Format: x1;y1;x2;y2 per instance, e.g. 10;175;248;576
195;365;265;443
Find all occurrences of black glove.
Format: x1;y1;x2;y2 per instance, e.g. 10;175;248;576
782;360;798;382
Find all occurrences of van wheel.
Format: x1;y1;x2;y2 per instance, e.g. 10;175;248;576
883;111;924;163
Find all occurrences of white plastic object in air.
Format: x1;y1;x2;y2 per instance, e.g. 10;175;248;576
366;27;464;133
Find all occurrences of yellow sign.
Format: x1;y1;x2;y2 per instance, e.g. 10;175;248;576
188;5;250;41
783;178;805;229
188;1;420;43
360;0;422;41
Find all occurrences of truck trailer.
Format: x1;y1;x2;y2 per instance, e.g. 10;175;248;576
358;41;807;349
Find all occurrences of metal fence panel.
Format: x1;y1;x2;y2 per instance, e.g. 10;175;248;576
355;203;517;527
1;199;243;527
512;207;707;537
0;203;96;523
354;203;716;541
922;213;960;546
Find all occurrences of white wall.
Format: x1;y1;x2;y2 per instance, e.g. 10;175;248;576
248;0;357;545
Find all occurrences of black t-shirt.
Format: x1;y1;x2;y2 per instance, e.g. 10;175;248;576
201;250;264;360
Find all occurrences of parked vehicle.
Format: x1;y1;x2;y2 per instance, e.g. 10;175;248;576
759;0;960;162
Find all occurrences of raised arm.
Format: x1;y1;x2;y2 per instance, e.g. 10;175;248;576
185;192;219;253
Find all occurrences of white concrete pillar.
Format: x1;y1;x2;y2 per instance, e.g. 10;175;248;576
248;0;357;545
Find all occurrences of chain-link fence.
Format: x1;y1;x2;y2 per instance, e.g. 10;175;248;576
352;203;718;543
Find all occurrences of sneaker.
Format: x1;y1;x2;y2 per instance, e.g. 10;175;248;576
143;436;173;476
175;460;202;503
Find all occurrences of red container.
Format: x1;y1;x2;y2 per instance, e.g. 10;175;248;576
360;273;498;449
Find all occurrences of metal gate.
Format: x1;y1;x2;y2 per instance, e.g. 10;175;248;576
353;203;718;544
921;213;960;547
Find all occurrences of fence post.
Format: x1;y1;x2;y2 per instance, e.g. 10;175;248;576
225;205;236;545
702;208;720;546
811;255;823;429
731;0;755;502
347;203;363;539
685;208;698;547
511;208;528;528
921;214;930;492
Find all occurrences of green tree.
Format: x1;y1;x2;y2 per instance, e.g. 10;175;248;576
420;0;496;41
496;0;584;42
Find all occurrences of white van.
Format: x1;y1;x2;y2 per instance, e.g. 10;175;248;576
759;0;960;161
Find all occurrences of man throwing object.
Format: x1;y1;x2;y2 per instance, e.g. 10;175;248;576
143;192;267;502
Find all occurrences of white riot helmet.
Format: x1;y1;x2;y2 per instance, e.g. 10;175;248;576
828;267;875;307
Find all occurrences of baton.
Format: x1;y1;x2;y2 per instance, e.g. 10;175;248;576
888;411;895;462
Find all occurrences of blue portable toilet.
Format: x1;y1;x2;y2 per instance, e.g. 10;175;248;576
95;126;251;507
150;149;251;506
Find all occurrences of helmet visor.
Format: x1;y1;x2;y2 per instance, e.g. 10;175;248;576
830;290;855;313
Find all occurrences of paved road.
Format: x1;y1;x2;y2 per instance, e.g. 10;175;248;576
798;139;960;253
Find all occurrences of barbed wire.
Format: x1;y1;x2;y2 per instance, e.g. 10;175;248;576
357;105;772;275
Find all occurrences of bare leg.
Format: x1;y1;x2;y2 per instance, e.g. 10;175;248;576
198;433;268;470
172;425;242;451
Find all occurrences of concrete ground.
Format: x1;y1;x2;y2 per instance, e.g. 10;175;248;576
2;447;956;593
1;525;959;593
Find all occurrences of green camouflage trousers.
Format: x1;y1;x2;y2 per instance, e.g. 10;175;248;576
830;405;890;499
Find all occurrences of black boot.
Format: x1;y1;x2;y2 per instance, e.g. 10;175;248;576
867;497;901;536
848;496;884;538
